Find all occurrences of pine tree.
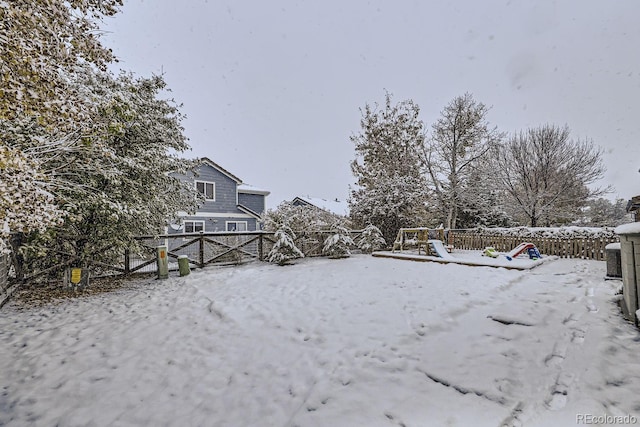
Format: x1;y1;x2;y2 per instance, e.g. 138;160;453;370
349;92;430;244
267;225;304;266
455;159;513;228
357;224;386;253
322;224;354;259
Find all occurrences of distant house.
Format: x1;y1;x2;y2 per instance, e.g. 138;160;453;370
627;195;640;222
291;196;349;217
170;158;270;233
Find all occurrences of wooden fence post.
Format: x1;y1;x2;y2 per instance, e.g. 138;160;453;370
199;234;204;268
258;233;264;261
124;249;130;274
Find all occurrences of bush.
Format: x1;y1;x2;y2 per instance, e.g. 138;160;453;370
267;225;304;266
357;224;386;253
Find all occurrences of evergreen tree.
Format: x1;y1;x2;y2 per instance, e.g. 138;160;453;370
267;225;304;266
357;224;386;253
455;159;513;228
349;92;430;244
581;198;631;227
322;224;354;259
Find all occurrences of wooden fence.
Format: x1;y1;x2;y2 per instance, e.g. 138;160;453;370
126;230;365;273
9;229;616;285
14;230;366;283
448;232;619;261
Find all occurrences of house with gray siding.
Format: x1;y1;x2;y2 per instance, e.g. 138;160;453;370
170;158;269;233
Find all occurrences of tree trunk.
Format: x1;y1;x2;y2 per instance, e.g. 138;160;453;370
9;233;25;282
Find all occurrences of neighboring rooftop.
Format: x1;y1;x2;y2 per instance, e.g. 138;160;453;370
626;195;640;212
238;184;270;196
292;196;349;217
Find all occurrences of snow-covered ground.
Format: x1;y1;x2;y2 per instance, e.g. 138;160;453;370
1;255;640;426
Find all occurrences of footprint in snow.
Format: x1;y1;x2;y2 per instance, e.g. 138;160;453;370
546;392;567;410
546;372;574;410
585;301;599;313
571;328;586;344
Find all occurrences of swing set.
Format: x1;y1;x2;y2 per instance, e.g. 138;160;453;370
392;227;452;255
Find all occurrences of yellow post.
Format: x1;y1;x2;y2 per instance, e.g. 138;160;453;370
157;245;169;279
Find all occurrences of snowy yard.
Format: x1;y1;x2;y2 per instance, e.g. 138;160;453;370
1;255;640;426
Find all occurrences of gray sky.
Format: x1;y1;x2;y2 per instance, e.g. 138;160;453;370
103;0;640;209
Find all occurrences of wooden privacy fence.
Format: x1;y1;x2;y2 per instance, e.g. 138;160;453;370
448;232;619;261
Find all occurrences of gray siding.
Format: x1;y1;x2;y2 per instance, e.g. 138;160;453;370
173;216;257;233
193;163;239;213
170;162;267;234
238;193;266;215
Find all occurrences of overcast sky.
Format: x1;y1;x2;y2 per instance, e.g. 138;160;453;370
103;0;640;209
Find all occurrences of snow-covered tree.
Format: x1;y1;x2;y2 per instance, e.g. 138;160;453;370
455;159;513;228
0;145;64;254
349;92;430;244
424;93;503;229
357;224;386;253
4;68;199;276
264;201;347;233
0;0;122;127
267;225;304;266
322;224;354;259
492;125;607;227
578;198;631;227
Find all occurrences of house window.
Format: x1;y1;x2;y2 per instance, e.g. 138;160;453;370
184;220;205;233
226;221;247;232
195;181;215;201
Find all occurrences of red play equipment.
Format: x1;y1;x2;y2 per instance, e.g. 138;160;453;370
506;242;541;259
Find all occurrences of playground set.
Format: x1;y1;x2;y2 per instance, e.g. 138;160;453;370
377;228;546;270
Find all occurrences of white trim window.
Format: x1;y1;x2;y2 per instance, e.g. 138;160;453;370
226;221;247;232
184;220;205;233
195;181;215;201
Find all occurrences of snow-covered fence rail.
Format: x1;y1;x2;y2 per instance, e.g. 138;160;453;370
449;231;619;261
130;232;265;273
129;230;365;273
13;230;368;284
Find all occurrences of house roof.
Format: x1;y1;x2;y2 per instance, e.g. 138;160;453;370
237;204;263;219
292;196;349;216
200;157;243;183
627;195;640;212
238;184;270;196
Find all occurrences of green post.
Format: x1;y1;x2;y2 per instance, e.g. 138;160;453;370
178;255;190;277
157;245;169;279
